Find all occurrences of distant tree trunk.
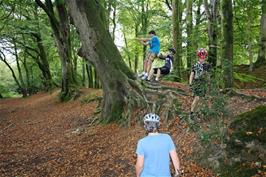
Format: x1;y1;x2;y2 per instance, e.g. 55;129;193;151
186;0;193;69
94;68;100;89
222;0;233;88
107;0;112;29
82;59;86;87
0;93;3;98
86;61;93;88
134;25;139;73
66;0;145;122
123;30;132;69
112;1;116;41
13;38;27;97
247;6;254;72
35;0;76;100
35;36;53;90
193;0;203;53
73;50;78;79
255;0;266;67
22;51;31;94
204;0;219;67
172;0;182;81
141;0;149;62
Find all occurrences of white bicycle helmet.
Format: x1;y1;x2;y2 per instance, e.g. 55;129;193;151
143;113;160;123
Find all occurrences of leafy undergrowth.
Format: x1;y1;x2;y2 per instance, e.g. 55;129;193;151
0;84;266;176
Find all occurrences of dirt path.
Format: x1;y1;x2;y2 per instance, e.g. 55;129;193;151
0;85;265;176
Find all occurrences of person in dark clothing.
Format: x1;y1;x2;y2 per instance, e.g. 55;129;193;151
189;48;211;118
147;48;175;82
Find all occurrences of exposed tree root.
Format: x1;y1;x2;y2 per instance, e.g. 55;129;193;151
222;88;266;101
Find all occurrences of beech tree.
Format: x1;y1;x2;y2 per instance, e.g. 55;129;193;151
65;0;146;122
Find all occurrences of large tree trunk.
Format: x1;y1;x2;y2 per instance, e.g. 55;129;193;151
255;0;266;67
66;0;145;122
222;0;233;88
204;0;219;68
172;0;182;81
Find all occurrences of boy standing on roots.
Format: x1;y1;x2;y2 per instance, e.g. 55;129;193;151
135;113;181;177
136;30;160;80
189;48;211;119
147;48;176;83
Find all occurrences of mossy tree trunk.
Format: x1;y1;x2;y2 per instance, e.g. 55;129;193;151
222;0;233;88
66;0;146;122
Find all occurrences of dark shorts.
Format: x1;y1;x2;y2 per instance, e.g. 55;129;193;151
153;67;170;75
191;79;207;97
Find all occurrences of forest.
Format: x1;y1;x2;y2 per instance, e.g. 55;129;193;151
0;0;266;176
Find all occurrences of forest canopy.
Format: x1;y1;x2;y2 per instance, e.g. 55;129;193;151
0;0;265;99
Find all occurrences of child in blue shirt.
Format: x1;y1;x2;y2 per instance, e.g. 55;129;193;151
137;30;160;80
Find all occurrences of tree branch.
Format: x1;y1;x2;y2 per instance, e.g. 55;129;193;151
0;50;22;88
35;0;60;34
165;0;172;10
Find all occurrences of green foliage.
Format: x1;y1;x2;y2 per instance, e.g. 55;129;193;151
0;63;20;97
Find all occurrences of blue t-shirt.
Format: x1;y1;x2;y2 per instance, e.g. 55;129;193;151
148;36;160;55
136;133;176;177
